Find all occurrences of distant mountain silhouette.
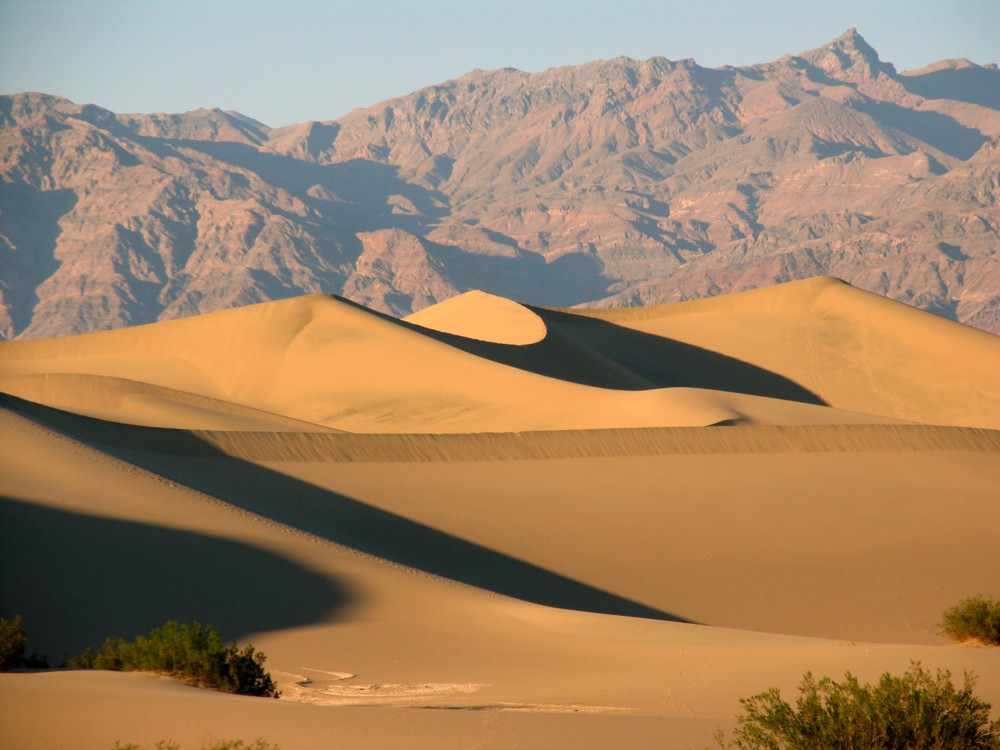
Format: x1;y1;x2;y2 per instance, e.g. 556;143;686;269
2;29;999;338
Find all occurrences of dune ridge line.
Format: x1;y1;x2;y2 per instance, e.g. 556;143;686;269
7;394;997;462
190;424;1000;462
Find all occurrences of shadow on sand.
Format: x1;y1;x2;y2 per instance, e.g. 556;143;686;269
0;495;351;658
5;396;693;626
404;306;828;405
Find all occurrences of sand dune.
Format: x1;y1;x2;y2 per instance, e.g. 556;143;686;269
570;277;1000;428
2;277;999;749
0;373;338;431
1;278;968;432
403;289;547;345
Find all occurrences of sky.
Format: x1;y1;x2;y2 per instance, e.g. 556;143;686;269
1;0;997;128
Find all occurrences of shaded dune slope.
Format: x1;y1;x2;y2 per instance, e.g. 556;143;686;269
4;289;830;432
0;495;351;656
5;392;1000;644
5;276;995;432
569;277;1000;428
2;276;1000;640
3;277;1000;749
1;397;683;628
7;392;998;464
409;301;827;403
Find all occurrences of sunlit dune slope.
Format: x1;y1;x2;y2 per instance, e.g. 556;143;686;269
0;373;338;431
6;393;1000;646
0;288;906;432
568;276;1000;428
2;276;1000;749
403;289;547;345
2;393;1000;750
3;278;986;432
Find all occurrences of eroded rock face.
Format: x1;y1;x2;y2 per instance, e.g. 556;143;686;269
3;29;999;338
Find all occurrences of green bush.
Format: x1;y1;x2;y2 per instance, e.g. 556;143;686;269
0;615;27;671
72;620;279;698
942;595;1000;646
0;615;49;670
716;662;1000;750
216;643;280;698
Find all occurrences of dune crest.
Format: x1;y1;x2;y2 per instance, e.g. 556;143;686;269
2;285;911;433
568;276;1000;429
404;290;548;345
0;373;336;431
3;278;1000;749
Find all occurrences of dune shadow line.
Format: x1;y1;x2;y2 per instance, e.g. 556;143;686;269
135;447;690;624
0;495;351;658
405;306;827;405
6;396;692;624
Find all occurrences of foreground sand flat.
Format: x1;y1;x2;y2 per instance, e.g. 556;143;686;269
2;277;999;749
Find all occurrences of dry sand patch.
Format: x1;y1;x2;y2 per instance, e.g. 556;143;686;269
2;279;999;748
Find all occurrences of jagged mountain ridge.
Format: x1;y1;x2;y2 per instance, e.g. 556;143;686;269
2;29;999;338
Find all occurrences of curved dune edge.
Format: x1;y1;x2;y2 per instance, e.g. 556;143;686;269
404;290;547;345
0;377;905;433
564;276;1000;429
3;282;1000;750
4;280;999;429
190;423;1000;462
3;392;1000;750
0;373;337;432
7;397;996;462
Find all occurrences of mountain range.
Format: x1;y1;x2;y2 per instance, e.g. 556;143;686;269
2;28;999;339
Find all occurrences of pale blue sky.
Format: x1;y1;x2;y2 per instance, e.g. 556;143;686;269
1;0;997;127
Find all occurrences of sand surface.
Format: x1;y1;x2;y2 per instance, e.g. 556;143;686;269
2;277;999;749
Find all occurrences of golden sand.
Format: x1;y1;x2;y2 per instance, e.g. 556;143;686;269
2;277;999;749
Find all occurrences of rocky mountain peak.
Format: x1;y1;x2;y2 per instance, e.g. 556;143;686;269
117;107;270;144
0;92;74;126
2;31;999;339
797;28;896;80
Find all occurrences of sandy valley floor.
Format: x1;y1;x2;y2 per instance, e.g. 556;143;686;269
2;277;999;748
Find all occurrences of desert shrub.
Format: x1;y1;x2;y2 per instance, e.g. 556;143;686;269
0;615;49;670
0;615;27;670
716;662;1000;750
942;595;1000;646
20;651;50;668
72;620;279;698
215;642;280;698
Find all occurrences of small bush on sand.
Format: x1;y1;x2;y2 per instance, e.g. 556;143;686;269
0;615;50;670
942;595;1000;646
72;620;279;698
716;662;1000;750
0;615;27;670
215;642;280;698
